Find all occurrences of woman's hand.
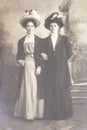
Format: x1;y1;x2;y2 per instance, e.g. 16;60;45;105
17;60;25;66
41;53;48;60
35;66;41;75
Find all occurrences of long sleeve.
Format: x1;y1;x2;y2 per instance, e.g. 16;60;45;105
35;42;45;70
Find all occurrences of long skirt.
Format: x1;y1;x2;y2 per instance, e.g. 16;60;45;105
14;55;37;120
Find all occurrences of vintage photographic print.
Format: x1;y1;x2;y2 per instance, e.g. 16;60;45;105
0;0;87;130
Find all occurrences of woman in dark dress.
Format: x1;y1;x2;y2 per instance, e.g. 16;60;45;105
42;12;73;121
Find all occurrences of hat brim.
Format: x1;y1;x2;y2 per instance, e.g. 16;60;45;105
20;16;41;28
44;15;64;30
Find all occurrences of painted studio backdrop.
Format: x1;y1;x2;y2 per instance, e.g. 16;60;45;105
0;0;87;103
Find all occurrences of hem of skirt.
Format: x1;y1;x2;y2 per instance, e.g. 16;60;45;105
44;114;73;121
14;113;35;120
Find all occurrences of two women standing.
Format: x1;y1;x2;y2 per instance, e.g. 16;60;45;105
14;10;73;121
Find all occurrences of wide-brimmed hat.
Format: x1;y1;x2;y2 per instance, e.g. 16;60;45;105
20;9;41;28
44;12;64;30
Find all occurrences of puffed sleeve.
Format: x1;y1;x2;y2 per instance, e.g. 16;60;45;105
65;37;73;60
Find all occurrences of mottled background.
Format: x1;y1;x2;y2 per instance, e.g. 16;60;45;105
0;0;87;103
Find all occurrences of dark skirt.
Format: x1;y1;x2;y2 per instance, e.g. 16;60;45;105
44;59;73;120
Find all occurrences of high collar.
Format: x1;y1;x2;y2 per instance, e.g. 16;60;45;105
24;34;35;43
47;34;61;51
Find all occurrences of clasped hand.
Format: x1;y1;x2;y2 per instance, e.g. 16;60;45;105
17;60;25;66
41;53;48;60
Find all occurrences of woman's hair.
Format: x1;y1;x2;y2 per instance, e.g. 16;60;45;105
49;20;62;29
24;19;37;28
44;12;63;30
45;18;63;30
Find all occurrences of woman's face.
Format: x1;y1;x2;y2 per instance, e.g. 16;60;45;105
49;22;59;33
26;21;35;34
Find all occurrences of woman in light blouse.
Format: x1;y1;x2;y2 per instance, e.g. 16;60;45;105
14;9;43;120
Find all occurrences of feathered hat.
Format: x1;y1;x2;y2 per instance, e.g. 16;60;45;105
44;12;64;30
20;9;41;28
